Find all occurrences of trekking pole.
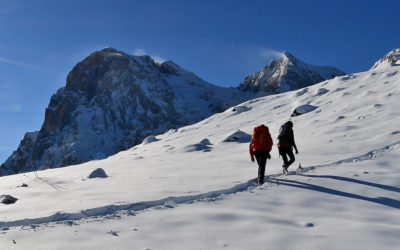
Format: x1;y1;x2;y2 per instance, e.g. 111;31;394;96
33;161;39;178
28;160;39;178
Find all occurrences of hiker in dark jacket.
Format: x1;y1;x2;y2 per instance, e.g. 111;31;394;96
277;121;298;173
249;124;273;184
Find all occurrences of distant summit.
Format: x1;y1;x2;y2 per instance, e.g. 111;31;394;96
238;52;345;94
370;48;400;70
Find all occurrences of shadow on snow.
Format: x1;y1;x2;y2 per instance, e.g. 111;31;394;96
266;177;400;209
299;174;400;193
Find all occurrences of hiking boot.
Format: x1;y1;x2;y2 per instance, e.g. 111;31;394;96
282;164;288;174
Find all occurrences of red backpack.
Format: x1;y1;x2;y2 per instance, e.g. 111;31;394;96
250;125;273;155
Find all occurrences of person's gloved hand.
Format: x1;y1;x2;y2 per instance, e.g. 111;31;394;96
251;155;255;162
267;152;271;159
295;149;299;154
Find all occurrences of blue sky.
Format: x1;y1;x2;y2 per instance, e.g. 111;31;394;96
0;0;399;163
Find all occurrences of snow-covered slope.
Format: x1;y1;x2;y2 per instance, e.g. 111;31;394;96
238;52;345;93
0;51;399;249
0;48;249;175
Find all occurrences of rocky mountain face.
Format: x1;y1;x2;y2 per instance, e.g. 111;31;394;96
238;52;345;94
370;48;400;70
1;48;347;176
0;48;248;175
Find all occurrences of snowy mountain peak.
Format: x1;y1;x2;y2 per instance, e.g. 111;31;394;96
370;48;400;70
280;51;296;62
238;52;345;93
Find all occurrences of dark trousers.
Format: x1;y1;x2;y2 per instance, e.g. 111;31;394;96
279;146;295;168
254;151;269;184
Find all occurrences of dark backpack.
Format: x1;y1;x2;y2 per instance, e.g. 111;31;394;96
277;123;291;144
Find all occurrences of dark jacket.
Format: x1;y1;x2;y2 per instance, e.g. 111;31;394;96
277;125;297;152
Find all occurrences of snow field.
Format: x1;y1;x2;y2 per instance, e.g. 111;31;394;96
1;147;399;250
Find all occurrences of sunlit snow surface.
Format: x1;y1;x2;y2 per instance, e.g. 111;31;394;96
0;65;399;249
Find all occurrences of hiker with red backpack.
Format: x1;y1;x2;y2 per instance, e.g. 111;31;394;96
249;124;273;184
277;121;298;174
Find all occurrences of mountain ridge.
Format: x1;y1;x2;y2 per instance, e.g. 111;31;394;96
1;48;347;175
